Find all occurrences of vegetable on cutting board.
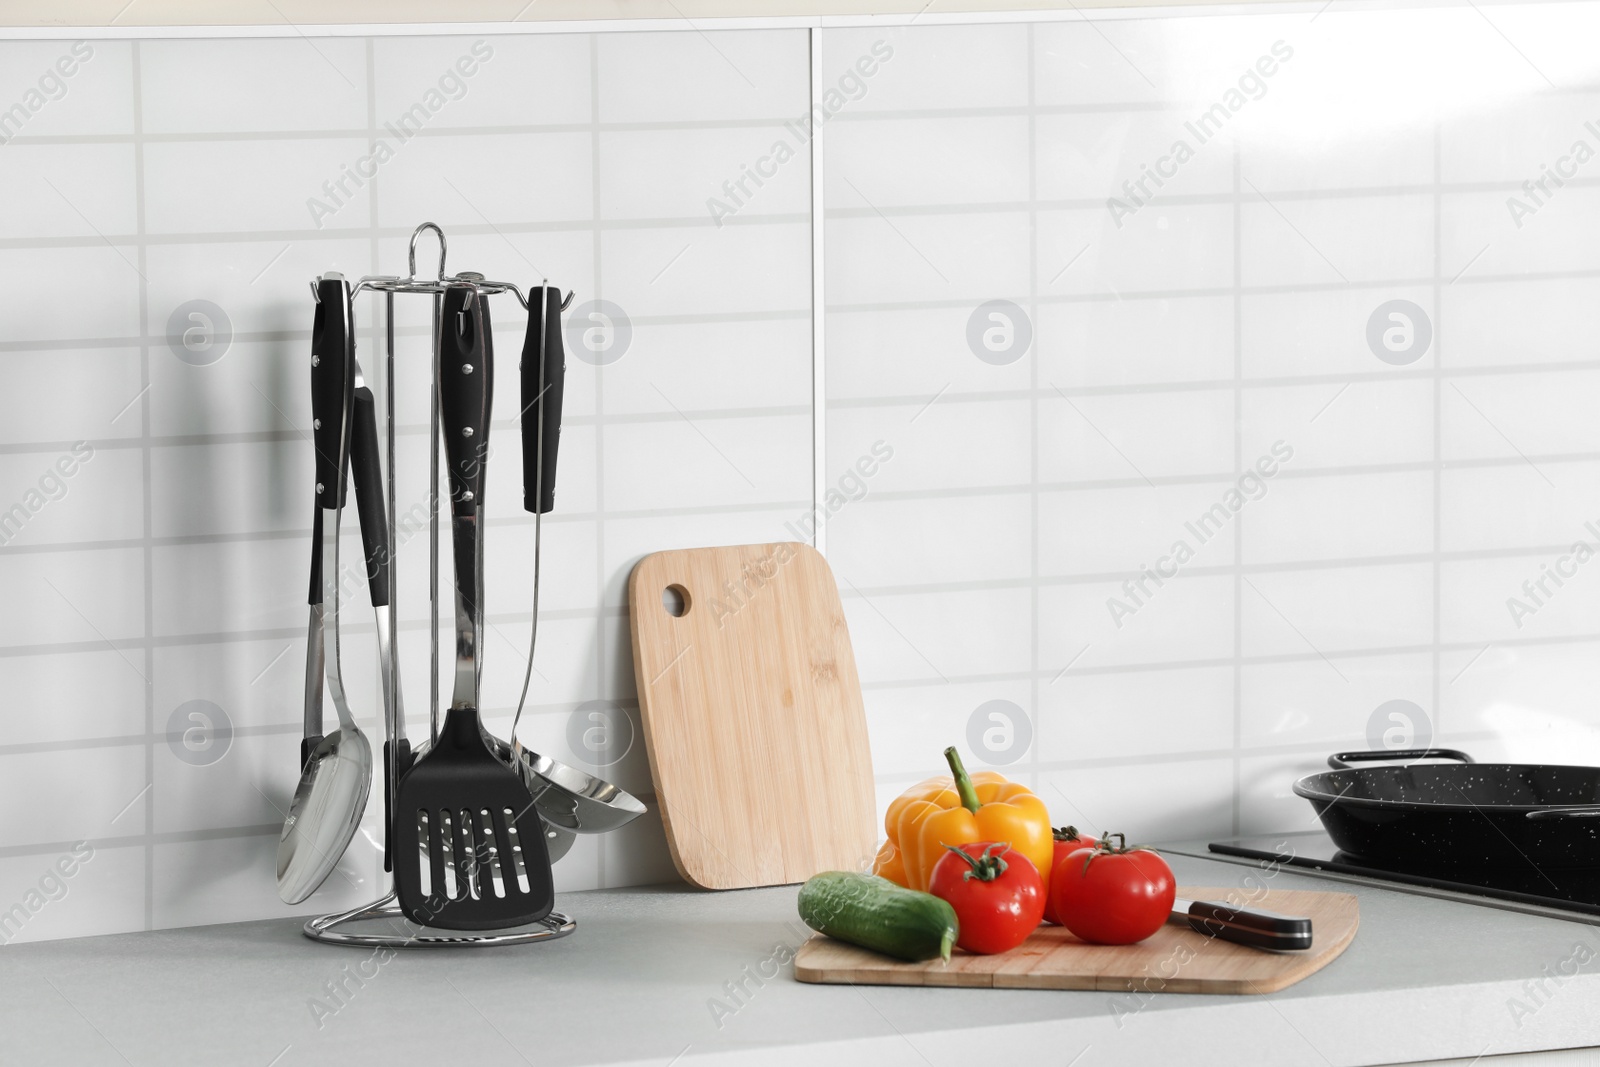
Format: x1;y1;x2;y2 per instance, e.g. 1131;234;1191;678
928;842;1046;955
798;871;959;963
1041;826;1096;925
874;747;1053;900
1052;833;1176;946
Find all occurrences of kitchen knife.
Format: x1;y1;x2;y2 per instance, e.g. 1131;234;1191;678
1170;897;1313;951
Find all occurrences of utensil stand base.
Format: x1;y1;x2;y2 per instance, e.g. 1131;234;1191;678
303;891;576;948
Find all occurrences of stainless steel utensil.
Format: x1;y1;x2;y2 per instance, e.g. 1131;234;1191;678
346;376;405;874
497;283;643;837
391;282;554;930
489;738;645;835
278;273;374;906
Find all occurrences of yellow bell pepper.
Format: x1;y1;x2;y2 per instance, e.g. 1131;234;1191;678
874;747;1054;898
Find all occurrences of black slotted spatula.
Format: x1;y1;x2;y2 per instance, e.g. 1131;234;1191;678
391;284;554;931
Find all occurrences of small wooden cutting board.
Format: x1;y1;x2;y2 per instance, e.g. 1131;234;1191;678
795;887;1358;994
628;543;877;890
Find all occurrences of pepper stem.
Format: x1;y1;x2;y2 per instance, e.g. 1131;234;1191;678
944;746;981;814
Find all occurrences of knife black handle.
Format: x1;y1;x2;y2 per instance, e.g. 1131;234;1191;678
310;276;351;511
1183;900;1313;951
521;285;565;514
349;386;389;609
437;285;492;518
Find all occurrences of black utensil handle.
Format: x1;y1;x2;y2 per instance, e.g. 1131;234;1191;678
382;738;412;873
1184;900;1313;951
311;277;350;510
437;286;492;517
1328;748;1474;770
521;285;566;514
307;508;322;607
349;386;390;609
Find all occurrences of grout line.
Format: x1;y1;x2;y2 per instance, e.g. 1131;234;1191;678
589;29;607;892
853;632;1600;688
0;825;287;864
810;24;827;557
129;38;156;935
0;213;813;252
1432;118;1445;743
1026;21;1040;797
868;732;1513;789
363;29;385;910
1230;138;1243;839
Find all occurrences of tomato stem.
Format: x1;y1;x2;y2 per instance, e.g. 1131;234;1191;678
943;842;1010;882
944;746;981;814
1081;832;1156;872
1052;825;1083;843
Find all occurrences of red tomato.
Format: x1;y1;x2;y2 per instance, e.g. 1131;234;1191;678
928;842;1045;955
1041;826;1097;925
1051;834;1175;945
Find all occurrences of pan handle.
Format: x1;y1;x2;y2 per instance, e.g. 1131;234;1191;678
1526;807;1600;821
1328;748;1474;770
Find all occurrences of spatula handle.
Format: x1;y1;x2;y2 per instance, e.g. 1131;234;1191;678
437;285;492;518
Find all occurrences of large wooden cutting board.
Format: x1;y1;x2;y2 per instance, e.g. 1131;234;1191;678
628;543;876;890
795;887;1359;994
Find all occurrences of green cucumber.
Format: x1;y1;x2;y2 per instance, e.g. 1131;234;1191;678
798;871;958;963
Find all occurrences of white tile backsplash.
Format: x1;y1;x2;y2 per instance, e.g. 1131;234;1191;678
1039;204;1235;297
827;115;1031;207
829;210;1032;305
1037;388;1235;481
376;131;595;229
372;33;593;129
1039;295;1235;388
4;4;1600;945
824;24;1028;112
1240;194;1435;288
139;38;368;134
1036;111;1237;203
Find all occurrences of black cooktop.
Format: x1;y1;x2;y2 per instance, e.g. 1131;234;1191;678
1208;831;1600;920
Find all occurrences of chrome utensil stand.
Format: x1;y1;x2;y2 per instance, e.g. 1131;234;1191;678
304;222;576;949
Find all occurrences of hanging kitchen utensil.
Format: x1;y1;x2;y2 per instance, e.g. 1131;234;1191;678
498;282;645;836
491;737;646;834
346;380;408;874
278;274;374;906
390;282;554;930
523;282;565;516
506;281;564;764
1295;749;1600;870
628;542;876;889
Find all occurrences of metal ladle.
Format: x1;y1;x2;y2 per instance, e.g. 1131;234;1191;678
278;274;374;905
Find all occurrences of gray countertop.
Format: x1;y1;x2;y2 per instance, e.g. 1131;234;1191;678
2;847;1599;1067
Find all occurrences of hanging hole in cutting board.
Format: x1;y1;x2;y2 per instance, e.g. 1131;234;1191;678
662;584;690;617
